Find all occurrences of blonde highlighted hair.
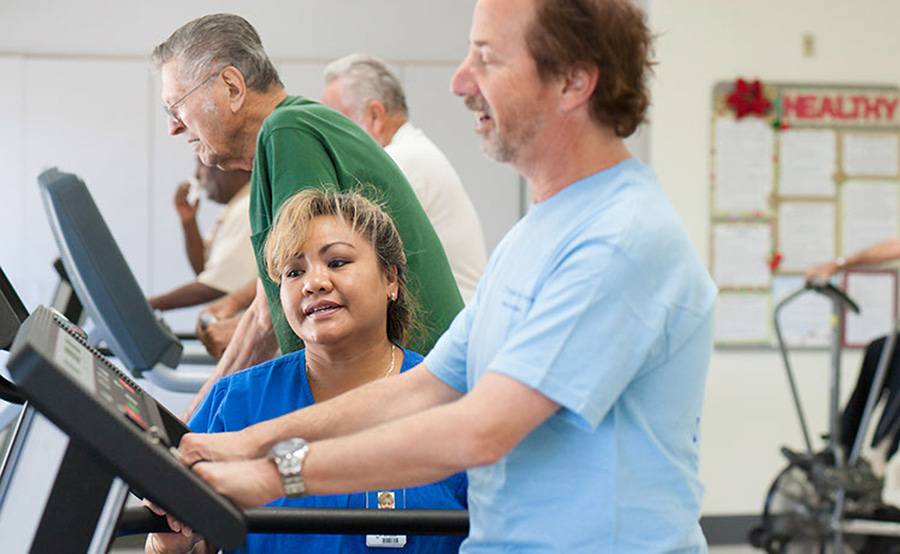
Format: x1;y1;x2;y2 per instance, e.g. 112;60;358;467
264;188;419;345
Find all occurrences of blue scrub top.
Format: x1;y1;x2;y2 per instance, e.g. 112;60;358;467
426;158;717;553
191;348;467;554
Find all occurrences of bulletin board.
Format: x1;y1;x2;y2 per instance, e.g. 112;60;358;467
710;80;900;348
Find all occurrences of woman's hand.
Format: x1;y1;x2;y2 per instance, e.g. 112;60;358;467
143;500;204;554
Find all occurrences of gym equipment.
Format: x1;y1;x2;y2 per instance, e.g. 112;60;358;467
749;280;900;554
4;305;246;550
1;305;468;551
39;168;209;392
0;266;27;405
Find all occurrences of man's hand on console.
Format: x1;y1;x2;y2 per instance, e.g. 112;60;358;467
191;458;283;510
178;429;265;465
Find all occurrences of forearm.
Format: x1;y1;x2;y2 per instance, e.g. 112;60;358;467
214;296;278;373
218;395;479;507
228;279;257;311
189;374;559;508
149;282;225;311
181;219;205;275
302;394;486;495
248;365;461;455
845;238;900;268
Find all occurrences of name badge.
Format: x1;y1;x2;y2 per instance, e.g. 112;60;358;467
366;490;407;549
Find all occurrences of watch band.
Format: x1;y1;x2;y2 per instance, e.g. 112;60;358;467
269;439;310;498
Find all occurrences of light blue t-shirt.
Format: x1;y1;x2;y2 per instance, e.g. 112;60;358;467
425;158;717;553
190;348;467;554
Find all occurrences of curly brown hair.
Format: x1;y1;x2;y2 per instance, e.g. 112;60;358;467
526;0;655;138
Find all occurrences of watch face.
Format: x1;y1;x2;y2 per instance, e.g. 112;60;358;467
273;437;307;458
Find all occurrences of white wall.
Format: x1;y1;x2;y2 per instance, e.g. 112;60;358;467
650;0;900;514
0;0;524;331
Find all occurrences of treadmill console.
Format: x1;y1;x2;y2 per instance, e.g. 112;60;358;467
7;306;245;548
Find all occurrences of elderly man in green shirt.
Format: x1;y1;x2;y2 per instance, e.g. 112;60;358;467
153;13;463;415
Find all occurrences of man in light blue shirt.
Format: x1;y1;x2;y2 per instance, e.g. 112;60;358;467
178;0;717;552
425;157;716;551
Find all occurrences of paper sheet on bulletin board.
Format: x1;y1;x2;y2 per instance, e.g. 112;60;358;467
713;222;771;288
779;129;837;198
843;270;897;348
715;292;771;346
841;180;900;255
710;80;900;348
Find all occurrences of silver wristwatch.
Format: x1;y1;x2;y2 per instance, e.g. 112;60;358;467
268;438;310;497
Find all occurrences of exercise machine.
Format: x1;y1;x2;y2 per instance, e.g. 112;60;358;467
39;168;210;392
1;305;467;552
750;280;900;553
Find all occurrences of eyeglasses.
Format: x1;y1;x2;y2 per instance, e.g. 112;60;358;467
164;70;220;126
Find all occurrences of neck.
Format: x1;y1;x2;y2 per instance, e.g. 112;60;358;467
376;113;408;147
517;117;632;203
218;180;249;204
227;87;289;171
305;337;397;402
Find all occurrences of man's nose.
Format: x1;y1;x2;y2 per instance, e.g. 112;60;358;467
168;116;185;136
451;57;477;98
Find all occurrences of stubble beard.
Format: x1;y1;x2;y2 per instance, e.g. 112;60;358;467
467;94;538;164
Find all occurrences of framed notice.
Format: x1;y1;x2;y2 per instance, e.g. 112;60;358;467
710;80;900;348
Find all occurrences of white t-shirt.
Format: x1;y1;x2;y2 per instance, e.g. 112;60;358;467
385;123;486;302
197;183;257;294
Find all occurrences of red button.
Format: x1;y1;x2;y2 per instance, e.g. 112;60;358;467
118;378;135;394
123;404;146;429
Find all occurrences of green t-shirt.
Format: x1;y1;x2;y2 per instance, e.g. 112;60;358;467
249;96;464;354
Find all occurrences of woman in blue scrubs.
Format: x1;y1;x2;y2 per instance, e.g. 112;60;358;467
146;189;466;554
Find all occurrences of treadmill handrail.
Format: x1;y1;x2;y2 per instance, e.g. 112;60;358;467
118;506;470;537
142;363;212;394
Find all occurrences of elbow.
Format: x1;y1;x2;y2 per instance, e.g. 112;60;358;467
459;421;511;468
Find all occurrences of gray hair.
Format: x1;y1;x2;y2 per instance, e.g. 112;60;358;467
323;54;408;117
152;13;283;92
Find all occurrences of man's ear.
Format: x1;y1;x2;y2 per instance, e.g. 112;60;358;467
559;64;599;113
221;66;248;112
367;100;387;127
365;100;389;143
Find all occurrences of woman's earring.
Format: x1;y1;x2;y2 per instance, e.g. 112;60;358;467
390;292;397;302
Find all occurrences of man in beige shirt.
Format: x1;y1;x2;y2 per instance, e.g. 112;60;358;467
149;160;257;311
322;54;487;302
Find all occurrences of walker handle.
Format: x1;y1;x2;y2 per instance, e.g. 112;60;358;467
806;280;860;314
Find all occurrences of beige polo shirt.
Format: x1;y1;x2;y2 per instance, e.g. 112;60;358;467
197;183;257;293
384;123;486;302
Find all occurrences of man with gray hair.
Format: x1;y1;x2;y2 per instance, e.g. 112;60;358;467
322;54;486;301
151;14;464;415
